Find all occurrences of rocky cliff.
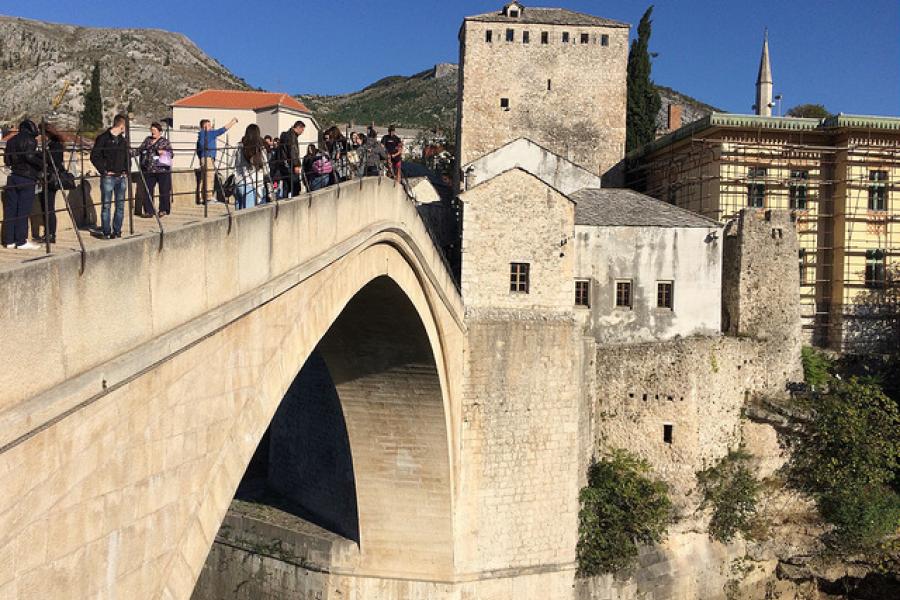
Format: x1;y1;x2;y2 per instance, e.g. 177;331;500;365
0;15;250;127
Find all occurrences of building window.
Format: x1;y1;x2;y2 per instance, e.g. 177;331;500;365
601;34;609;46
799;249;815;286
575;279;590;307
789;170;809;210
615;280;632;308
663;424;674;444
523;30;530;43
869;170;888;211
747;166;767;208
865;249;886;288
580;33;589;44
485;30;493;43
657;281;673;309
510;262;530;293
500;97;509;110
541;31;549;44
562;32;570;43
509;9;519;17
506;28;514;42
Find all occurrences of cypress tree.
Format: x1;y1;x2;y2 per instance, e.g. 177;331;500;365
625;6;661;155
81;62;103;130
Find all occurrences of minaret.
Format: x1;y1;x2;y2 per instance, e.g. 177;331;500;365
755;30;773;116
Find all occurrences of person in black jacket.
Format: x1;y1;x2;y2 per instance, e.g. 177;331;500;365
90;114;129;239
32;123;66;243
275;120;305;198
2;119;43;249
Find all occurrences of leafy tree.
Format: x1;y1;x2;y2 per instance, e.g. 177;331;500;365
789;378;900;551
577;450;672;576
625;6;662;154
697;449;761;543
81;62;103;130
786;103;830;119
801;346;834;389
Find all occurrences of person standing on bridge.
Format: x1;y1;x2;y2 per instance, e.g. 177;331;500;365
381;125;403;183
233;124;270;209
2;119;43;249
90;114;130;239
196;117;238;204
136;122;174;217
359;127;389;177
275;120;305;198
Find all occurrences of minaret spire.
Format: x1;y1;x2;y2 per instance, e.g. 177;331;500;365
755;29;773;116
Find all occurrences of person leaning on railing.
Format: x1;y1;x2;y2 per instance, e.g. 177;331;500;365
137;122;174;217
2;119;43;249
196;117;238;204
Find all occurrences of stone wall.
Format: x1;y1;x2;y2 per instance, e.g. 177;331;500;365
457;18;628;184
460;167;574;310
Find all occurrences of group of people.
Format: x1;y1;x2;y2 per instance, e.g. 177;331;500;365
1;114;406;248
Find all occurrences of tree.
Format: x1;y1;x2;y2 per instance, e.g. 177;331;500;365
625;6;662;154
786;103;830;119
81;62;103;130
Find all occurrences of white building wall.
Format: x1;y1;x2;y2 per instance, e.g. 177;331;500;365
574;224;723;344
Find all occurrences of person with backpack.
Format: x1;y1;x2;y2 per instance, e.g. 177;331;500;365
302;144;332;192
359;128;389;177
2;119;43;249
233;124;270;209
90;114;130;239
136;122;174;217
275;120;305;197
196;117;238;203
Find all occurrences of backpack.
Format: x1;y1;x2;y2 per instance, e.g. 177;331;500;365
312;153;333;175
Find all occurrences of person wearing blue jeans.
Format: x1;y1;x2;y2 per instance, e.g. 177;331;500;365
2;119;43;249
100;174;127;237
90;114;130;238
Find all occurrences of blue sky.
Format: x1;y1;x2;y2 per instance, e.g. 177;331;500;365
3;0;898;115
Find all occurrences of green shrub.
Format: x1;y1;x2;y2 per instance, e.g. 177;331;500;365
790;378;900;551
801;346;833;389
697;450;761;543
576;450;673;576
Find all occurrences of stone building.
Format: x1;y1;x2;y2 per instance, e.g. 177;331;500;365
455;2;630;187
571;188;723;344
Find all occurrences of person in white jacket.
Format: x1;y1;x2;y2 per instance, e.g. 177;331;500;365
232;124;270;209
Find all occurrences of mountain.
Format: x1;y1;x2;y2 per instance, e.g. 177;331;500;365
0;15;250;128
298;64;718;138
299;64;459;134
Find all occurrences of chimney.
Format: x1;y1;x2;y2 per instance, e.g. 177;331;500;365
667;104;683;131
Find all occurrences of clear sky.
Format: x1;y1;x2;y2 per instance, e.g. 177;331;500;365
3;0;898;116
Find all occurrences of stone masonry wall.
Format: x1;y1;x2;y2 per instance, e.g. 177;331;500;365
457;19;628;184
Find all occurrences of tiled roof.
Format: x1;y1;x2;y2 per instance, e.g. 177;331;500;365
466;7;629;28
172;90;310;113
571;188;720;228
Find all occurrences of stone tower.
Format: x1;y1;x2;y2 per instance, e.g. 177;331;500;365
755;30;773;116
455;2;630;185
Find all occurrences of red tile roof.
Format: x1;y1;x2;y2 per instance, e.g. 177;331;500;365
172;89;310;113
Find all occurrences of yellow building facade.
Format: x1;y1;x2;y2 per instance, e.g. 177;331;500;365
632;113;900;351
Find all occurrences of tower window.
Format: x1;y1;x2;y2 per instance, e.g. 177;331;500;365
869;170;888;211
663;424;674;444
523;30;530;43
790;170;809;210
601;34;609;46
657;282;673;309
580;33;589;44
547;79;552;91
615;280;632;308
562;32;570;43
541;31;548;44
865;249;886;288
500;97;509;109
747;166;767;208
510;262;530;293
575;279;590;307
506;28;514;42
485;30;493;43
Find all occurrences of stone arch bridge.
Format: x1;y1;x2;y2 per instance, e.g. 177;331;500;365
0;177;482;598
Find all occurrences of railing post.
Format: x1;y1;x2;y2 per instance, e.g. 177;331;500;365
124;114;135;235
39;119;51;254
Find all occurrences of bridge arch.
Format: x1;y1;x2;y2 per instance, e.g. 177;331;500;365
0;181;464;599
